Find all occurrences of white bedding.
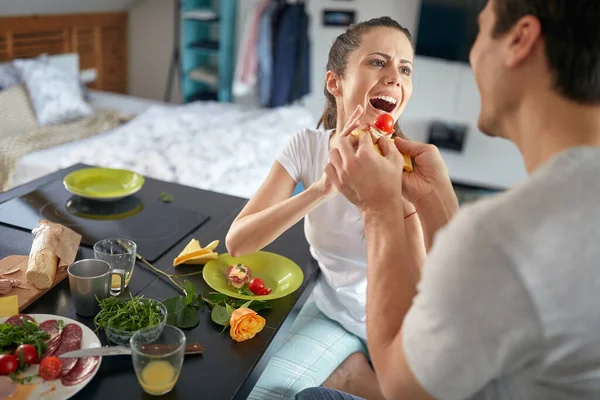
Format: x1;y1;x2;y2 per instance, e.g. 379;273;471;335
11;98;316;199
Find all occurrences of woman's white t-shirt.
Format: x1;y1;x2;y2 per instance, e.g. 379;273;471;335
277;128;368;339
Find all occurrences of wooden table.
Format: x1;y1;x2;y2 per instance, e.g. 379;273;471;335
0;164;320;399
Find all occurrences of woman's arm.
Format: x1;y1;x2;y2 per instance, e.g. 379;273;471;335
226;161;333;257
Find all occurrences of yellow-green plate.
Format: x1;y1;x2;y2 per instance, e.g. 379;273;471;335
63;167;145;201
203;252;304;301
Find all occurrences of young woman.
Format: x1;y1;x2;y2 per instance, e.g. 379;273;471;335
226;16;425;400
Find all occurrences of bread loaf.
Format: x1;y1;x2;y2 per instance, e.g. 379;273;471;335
25;222;59;289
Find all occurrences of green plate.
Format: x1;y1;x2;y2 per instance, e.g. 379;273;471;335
203;252;304;301
63;168;145;201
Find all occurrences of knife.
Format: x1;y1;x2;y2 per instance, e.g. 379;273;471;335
59;343;204;358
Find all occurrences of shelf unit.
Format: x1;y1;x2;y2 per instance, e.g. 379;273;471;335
180;0;237;103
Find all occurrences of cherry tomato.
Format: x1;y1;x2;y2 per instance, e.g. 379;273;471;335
39;356;62;381
15;344;38;365
257;287;272;296
248;278;265;295
0;354;18;375
374;113;394;133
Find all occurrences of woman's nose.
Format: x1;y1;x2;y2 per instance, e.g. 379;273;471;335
385;70;402;87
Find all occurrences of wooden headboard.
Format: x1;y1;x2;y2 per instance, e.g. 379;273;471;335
0;12;128;93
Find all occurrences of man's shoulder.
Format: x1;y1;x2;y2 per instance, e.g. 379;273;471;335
444;146;600;250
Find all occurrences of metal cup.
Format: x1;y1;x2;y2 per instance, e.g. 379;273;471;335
68;259;126;316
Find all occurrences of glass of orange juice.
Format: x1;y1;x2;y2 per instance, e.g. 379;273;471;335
130;325;186;396
94;238;136;292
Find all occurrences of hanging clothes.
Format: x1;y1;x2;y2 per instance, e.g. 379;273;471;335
270;2;310;108
289;2;310;104
257;1;279;106
233;0;270;97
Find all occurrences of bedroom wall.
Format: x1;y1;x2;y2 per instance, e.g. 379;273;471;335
128;0;181;103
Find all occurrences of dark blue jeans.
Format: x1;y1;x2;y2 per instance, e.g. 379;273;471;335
295;388;365;400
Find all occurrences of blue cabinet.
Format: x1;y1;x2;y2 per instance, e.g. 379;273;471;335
180;0;237;103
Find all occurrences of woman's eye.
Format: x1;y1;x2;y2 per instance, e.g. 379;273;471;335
401;66;412;76
370;59;385;68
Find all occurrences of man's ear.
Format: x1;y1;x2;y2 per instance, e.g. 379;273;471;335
326;71;342;97
505;15;542;68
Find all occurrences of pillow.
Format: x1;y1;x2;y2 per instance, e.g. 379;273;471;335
13;58;93;126
0;64;21;90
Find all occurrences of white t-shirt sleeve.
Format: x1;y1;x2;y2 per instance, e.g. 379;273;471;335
402;207;543;400
276;129;310;184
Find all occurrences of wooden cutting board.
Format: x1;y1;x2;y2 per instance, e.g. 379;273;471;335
0;255;69;311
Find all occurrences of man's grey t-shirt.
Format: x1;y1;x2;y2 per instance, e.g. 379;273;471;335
403;147;600;400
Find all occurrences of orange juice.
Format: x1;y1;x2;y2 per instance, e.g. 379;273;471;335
138;360;178;395
111;272;131;289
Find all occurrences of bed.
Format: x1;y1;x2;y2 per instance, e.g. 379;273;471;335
0;13;315;199
11;96;315;198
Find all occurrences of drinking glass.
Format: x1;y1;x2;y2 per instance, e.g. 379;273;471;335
131;325;186;396
93;238;136;290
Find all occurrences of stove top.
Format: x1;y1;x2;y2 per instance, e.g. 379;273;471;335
0;179;210;262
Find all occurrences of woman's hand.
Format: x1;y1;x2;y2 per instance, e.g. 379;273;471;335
311;171;338;199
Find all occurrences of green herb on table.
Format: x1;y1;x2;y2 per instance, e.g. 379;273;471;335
94;294;164;337
201;292;272;330
203;292;273;313
159;192;174;203
162;280;202;329
0;321;50;360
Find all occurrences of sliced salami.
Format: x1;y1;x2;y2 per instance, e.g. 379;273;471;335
52;324;83;375
4;314;34;326
61;356;100;387
39;320;62;359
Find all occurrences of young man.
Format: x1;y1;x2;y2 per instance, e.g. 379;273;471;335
298;0;600;399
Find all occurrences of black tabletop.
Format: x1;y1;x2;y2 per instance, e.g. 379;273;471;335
0;164;319;400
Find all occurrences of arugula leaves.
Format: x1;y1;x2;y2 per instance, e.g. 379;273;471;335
0;320;50;359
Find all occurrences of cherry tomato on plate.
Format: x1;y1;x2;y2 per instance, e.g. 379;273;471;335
248;278;265;295
15;344;37;365
374;113;394;133
39;356;62;381
0;354;18;375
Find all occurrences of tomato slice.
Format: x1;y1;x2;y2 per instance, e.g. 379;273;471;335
374;113;394;133
257;287;272;296
39;356;63;381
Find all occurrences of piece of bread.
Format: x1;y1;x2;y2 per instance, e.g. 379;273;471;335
351;127;414;171
26;223;59;289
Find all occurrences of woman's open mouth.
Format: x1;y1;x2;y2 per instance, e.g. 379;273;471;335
369;95;397;113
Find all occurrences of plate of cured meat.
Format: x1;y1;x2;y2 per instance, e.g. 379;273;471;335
0;313;102;400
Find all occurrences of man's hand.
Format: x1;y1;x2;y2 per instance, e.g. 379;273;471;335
394;138;459;251
393;138;452;206
326;129;406;213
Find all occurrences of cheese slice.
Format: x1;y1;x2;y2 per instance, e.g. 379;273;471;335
0;296;19;318
350;127;413;171
173;239;220;266
180;252;219;265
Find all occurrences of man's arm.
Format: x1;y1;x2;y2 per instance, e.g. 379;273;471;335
362;200;434;400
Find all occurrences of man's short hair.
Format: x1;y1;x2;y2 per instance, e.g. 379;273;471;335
493;0;600;104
